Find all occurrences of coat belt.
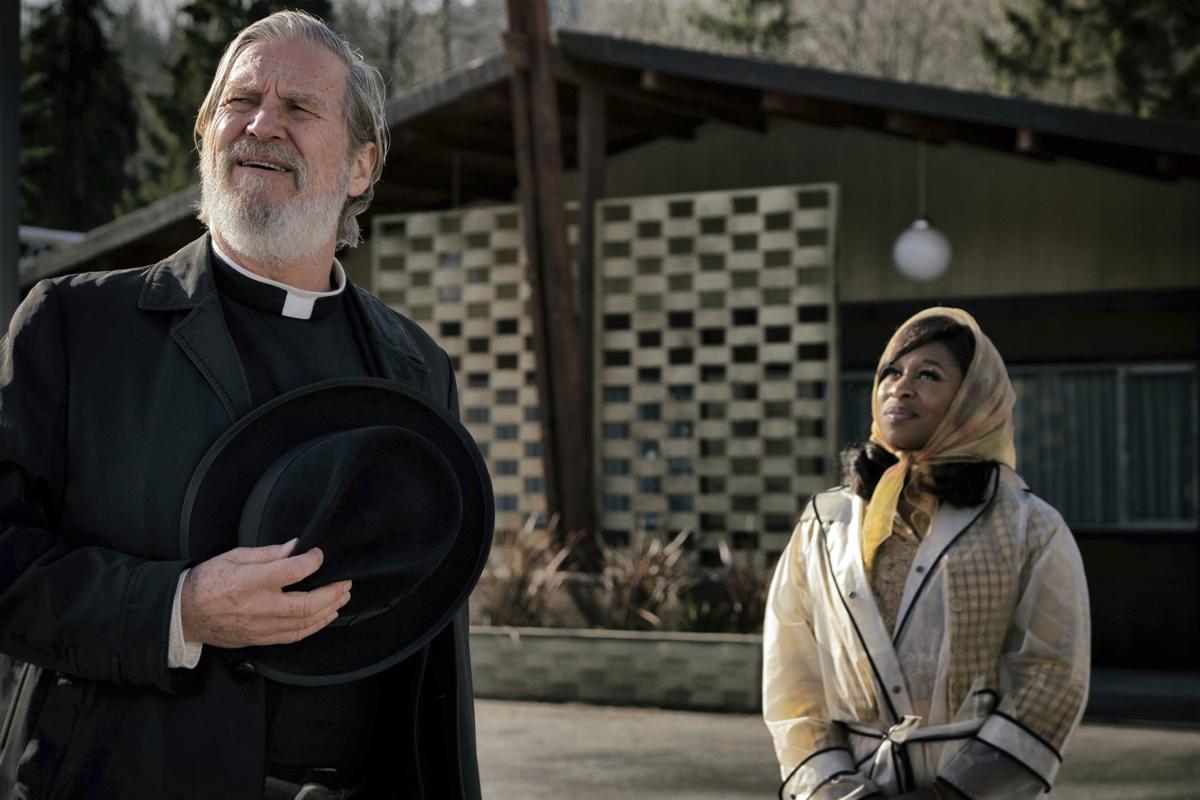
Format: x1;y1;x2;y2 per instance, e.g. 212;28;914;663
842;716;986;790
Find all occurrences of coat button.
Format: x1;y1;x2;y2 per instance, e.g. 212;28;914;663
235;661;256;678
950;598;965;612
915;565;925;574
892;685;902;694
849;591;858;599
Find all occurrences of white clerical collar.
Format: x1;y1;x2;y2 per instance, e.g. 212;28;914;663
211;239;346;320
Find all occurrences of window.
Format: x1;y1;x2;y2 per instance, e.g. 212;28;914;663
496;389;518;405
604;313;632;331
495;424;518;440
466;408;489;424
1012;364;1198;527
604;494;631;512
639;331;662;348
525;442;542;458
495;459;518;476
525;476;545;493
668;420;693;438
497;494;518;511
668;457;694;476
668;384;694;402
637;476;662;493
668;494;694;512
603;386;630;403
604;350;631;367
638;367;662;384
603;422;630;439
603;458;631;476
638;403;661;421
842;363;1200;528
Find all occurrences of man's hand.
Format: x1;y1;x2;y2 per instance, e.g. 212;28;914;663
181;538;352;648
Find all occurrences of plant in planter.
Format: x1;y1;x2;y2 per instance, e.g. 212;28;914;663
682;539;775;634
473;514;581;627
579;529;701;630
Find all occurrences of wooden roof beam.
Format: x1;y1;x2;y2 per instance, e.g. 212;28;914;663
583;103;700;141
395;123;516;158
761;91;880;128
883;110;956;142
391;134;517;176
382;160;515;201
639;69;765;128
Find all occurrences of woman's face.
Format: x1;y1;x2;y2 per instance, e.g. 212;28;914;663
875;340;966;452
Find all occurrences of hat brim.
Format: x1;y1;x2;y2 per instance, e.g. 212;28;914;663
180;377;494;686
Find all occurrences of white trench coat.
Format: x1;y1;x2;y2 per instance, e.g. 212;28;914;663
763;467;1090;799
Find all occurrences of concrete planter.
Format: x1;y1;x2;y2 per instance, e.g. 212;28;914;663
469;626;764;713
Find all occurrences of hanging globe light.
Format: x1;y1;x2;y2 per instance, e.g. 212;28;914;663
893;217;951;281
893;139;951;281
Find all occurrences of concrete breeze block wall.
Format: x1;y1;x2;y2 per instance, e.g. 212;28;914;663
470;626;764;713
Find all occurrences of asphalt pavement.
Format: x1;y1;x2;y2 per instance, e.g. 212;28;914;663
476;699;1200;799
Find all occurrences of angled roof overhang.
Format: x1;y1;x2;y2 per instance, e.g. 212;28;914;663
21;30;1199;288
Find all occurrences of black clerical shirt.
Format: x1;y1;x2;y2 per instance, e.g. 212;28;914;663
210;246;385;785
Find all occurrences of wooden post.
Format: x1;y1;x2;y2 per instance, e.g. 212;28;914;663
0;1;19;329
504;0;595;541
576;84;606;533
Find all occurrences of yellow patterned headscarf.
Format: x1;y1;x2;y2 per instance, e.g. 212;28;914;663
861;307;1016;576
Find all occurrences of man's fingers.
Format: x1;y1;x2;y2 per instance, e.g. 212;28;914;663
225;538;299;565
257;547;324;588
264;581;351;621
266;609;341;645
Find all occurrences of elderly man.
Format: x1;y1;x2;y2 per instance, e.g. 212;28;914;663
0;12;480;800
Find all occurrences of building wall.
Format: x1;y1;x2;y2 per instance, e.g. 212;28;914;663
370;182;842;563
566;118;1200;301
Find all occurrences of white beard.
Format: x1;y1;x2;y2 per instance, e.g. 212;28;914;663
198;138;350;273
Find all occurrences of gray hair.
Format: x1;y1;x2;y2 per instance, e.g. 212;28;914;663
194;10;389;249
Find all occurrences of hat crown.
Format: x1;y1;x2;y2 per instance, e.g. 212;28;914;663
238;425;463;622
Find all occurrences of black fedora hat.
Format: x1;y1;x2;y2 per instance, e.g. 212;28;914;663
180;377;494;686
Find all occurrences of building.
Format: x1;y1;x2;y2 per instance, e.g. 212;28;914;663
19;31;1200;672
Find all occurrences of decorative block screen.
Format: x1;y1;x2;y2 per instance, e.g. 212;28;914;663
372;207;547;535
593;184;839;561
372;183;839;561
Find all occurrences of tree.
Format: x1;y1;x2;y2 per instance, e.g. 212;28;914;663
689;0;806;57
20;0;139;231
981;0;1200;121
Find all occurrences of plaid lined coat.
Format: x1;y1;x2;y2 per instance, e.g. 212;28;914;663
763;467;1089;799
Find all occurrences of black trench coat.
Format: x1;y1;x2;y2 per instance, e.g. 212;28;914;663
0;235;481;799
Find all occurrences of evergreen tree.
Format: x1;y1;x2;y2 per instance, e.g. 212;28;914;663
689;0;806;57
981;0;1200;121
20;0;138;231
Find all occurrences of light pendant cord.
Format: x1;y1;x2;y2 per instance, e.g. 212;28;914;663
917;138;927;219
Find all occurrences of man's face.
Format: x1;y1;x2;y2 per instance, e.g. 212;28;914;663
198;37;376;269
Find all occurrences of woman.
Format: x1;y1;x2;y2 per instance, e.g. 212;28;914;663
763;307;1089;799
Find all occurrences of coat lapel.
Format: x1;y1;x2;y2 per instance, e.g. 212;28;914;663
893;470;999;642
138;235;253;422
815;491;915;723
